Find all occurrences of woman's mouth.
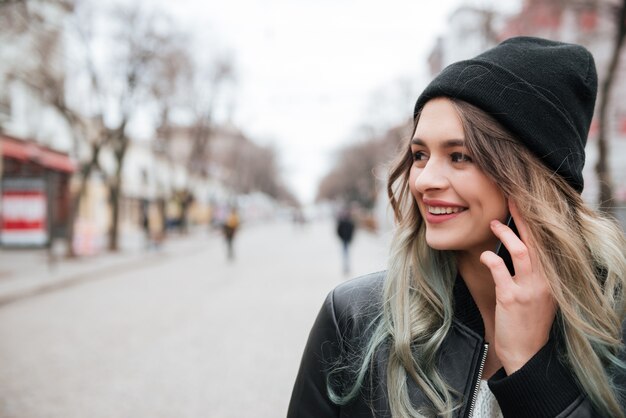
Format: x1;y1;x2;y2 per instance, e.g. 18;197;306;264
423;205;467;223
427;206;466;215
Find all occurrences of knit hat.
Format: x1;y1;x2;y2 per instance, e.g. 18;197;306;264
414;36;597;193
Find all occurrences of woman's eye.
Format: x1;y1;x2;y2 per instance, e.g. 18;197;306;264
412;151;427;161
451;152;472;163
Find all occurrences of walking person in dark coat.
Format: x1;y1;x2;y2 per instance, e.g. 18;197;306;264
222;207;240;261
336;208;355;275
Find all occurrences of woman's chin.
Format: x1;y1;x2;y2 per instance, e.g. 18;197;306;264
425;237;461;251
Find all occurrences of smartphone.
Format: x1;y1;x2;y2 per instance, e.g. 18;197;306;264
494;215;520;276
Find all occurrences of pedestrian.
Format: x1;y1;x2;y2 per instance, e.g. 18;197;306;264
222;207;240;260
141;198;150;246
147;201;164;249
336;207;355;275
288;37;626;417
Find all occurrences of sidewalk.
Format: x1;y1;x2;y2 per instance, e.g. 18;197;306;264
0;229;215;308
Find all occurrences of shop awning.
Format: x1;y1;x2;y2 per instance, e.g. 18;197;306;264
1;134;77;173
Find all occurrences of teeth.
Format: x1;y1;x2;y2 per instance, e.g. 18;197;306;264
428;206;463;215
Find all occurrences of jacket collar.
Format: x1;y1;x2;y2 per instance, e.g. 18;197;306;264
452;275;485;337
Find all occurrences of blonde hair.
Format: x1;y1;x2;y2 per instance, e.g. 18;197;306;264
329;98;626;417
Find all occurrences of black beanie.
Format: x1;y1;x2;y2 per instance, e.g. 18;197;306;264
414;36;598;193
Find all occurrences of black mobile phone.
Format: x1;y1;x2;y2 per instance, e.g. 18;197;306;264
494;215;520;276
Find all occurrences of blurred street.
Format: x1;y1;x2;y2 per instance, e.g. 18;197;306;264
2;1;625;417
0;219;389;418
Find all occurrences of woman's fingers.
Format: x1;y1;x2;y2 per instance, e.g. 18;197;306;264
489;218;533;279
484;200;556;373
480;250;513;290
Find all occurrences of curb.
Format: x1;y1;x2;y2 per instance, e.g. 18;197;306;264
0;237;210;309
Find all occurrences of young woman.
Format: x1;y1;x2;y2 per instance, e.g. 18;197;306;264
288;37;626;417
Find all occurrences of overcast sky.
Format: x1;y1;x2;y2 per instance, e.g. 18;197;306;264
159;0;477;204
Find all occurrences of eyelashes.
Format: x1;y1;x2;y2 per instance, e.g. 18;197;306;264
412;151;427;161
411;151;473;164
450;152;472;163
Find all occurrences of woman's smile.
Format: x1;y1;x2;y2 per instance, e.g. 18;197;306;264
422;198;468;224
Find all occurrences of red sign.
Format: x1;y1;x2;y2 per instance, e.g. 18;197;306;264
1;180;48;246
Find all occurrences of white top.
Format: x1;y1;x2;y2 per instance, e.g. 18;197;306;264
471;380;503;418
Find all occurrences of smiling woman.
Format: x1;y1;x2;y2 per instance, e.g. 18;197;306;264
288;37;626;418
409;98;507;254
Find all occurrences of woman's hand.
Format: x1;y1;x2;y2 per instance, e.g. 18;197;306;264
480;200;556;375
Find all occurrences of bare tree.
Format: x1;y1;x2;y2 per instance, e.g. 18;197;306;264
103;4;181;251
187;56;236;177
50;2;168;252
317;124;406;209
596;0;626;215
151;38;193;159
213;130;296;204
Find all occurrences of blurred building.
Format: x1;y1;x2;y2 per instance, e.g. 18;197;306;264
0;134;75;246
118;139;231;248
155;122;284;225
0;1;77;248
429;0;626;206
428;5;505;72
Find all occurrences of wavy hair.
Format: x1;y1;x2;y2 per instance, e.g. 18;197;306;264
328;98;626;417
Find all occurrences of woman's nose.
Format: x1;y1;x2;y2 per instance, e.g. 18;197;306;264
414;160;449;193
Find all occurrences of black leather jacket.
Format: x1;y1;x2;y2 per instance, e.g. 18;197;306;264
288;271;618;417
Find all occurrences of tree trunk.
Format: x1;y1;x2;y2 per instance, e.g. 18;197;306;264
108;174;121;252
596;0;626;215
107;135;129;252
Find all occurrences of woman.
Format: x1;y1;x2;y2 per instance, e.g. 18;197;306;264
288;37;626;417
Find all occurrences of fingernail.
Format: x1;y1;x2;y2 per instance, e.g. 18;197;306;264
490;220;500;228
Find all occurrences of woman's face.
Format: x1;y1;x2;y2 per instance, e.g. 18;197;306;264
409;97;508;254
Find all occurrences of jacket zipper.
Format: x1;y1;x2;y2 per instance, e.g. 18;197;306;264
465;343;489;418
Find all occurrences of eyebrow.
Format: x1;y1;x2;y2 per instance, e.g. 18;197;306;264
411;138;466;148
